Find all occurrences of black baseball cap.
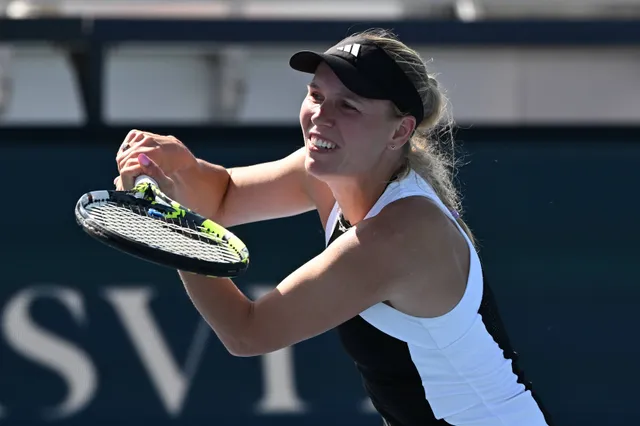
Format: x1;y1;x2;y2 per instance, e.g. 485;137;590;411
289;37;424;124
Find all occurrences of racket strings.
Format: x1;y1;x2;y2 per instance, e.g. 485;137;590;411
86;200;242;263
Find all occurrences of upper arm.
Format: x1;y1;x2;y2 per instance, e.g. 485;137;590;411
235;212;407;356
218;148;335;228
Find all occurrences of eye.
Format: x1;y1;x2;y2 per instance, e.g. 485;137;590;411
342;101;359;112
309;91;323;102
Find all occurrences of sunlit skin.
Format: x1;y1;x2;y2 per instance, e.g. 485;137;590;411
299;62;416;225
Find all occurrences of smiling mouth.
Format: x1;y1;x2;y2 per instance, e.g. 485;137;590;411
308;136;337;151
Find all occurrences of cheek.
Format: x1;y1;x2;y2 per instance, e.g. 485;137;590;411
342;119;382;149
299;103;313;127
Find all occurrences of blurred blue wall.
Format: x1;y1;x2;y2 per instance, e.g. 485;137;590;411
0;126;638;426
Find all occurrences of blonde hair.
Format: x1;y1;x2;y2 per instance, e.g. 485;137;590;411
344;28;475;246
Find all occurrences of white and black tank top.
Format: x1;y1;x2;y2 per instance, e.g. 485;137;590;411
325;170;553;426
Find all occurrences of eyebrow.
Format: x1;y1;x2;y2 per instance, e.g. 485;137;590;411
307;81;364;104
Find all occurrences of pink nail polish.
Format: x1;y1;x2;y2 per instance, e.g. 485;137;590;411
138;153;150;166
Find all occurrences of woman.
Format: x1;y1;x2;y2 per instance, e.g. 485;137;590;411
116;28;552;426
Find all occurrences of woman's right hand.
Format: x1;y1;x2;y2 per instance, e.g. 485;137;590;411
114;129;226;218
115;129;198;190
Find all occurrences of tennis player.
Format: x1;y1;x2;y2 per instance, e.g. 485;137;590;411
116;28;552;426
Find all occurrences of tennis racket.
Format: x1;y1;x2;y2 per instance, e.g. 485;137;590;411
74;175;250;277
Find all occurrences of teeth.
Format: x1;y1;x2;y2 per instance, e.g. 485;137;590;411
310;138;336;149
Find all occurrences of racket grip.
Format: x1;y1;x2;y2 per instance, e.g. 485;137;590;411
135;175;159;187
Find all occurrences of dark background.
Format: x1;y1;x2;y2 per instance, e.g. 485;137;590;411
1;125;639;426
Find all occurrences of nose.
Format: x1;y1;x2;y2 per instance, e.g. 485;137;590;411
310;101;335;128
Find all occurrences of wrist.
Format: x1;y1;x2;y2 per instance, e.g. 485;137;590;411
176;158;229;221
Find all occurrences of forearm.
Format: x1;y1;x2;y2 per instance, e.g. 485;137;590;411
201;149;319;228
178;270;255;356
177;158;231;221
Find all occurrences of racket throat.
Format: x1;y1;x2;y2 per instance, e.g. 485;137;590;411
134;183;172;208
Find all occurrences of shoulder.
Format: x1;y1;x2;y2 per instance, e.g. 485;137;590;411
351;196;471;306
359;195;463;249
331;195;466;269
303;195;470;317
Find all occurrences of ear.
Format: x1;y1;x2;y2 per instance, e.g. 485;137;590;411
389;115;416;150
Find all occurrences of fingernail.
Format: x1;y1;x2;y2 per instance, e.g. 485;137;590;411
138;153;150;166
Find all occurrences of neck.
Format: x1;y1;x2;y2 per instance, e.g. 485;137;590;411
329;160;404;226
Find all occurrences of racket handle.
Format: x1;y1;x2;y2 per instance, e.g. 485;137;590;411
133;174;170;206
135;175;159;187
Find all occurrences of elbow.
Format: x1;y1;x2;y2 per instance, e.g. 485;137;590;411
224;334;283;358
225;337;259;357
228;338;289;357
225;339;271;358
221;304;271;357
227;346;262;358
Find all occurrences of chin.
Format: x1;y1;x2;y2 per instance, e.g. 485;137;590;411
304;154;323;175
305;154;334;180
305;157;349;185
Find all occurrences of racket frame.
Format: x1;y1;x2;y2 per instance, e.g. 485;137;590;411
74;176;249;277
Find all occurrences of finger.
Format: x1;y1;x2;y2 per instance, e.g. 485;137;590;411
119;156;143;175
124;129;147;145
117;130;143;161
119;163;145;190
123;129;139;144
116;133;160;164
119;153;171;191
117;130;150;161
116;145;158;172
118;130;142;154
113;175;127;191
137;153;172;189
